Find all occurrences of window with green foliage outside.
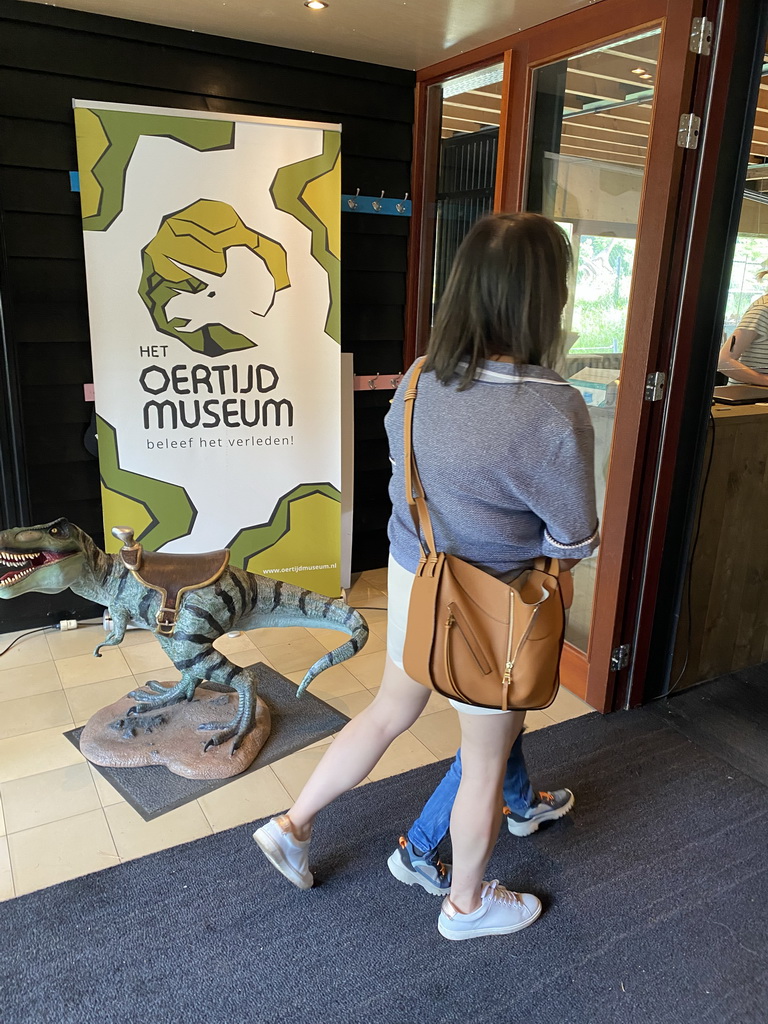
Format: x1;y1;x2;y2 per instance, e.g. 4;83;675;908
724;235;768;332
557;222;637;355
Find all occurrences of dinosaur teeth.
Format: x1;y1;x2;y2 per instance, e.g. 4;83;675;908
0;551;38;566
0;567;35;587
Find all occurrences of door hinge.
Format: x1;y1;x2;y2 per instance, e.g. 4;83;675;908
678;113;702;149
690;17;713;55
644;371;666;402
611;644;632;672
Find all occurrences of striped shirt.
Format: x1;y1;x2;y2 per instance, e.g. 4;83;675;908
734;294;768;372
385;359;600;578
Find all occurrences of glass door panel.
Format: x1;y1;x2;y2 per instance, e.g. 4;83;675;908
430;63;504;315
525;28;661;652
718;50;768;345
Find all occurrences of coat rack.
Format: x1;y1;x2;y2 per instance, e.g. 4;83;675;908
342;191;411;216
353;373;403;391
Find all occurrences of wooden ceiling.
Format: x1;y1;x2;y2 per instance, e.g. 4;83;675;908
441;35;768;195
441;74;504;138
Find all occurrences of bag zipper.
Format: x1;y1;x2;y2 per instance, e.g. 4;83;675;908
502;589;541;711
501;589;515;711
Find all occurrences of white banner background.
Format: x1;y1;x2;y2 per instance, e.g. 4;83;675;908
76;103;341;594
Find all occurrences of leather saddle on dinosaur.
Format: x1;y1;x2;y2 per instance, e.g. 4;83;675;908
112;526;229;637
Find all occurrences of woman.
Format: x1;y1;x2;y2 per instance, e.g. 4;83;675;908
718;270;768;385
254;213;599;941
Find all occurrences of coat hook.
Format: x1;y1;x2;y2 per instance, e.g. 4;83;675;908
372;190;385;212
347;187;360;210
368;372;380;390
396;192;409;213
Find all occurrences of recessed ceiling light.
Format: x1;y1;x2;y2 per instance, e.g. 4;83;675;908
305;1;329;9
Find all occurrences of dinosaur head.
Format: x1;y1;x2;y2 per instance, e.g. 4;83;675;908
0;518;88;597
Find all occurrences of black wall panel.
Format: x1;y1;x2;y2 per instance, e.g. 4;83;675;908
0;0;413;630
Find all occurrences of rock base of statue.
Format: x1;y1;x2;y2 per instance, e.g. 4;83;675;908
79;683;271;779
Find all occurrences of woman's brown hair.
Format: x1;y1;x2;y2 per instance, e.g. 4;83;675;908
423;213;572;390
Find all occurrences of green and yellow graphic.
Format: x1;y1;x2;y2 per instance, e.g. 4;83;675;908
74;108;236;232
228;484;341;596
97;415;197;552
138;199;290;356
270;130;341;342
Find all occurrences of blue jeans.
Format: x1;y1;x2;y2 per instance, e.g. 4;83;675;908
407;732;535;855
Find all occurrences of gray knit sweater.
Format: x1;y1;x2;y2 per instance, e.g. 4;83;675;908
385;359;600;577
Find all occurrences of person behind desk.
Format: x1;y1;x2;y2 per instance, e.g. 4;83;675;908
718;270;768;386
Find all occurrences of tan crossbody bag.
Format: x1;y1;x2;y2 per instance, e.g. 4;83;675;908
401;360;565;711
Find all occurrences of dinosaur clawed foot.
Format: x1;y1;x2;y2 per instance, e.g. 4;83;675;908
198;715;251;755
142;679;174;694
126;679;195;715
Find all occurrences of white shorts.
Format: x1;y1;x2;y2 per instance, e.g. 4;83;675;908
386;554;510;716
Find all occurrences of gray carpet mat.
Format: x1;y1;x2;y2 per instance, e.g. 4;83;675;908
4;699;768;1024
64;664;349;820
648;662;768;787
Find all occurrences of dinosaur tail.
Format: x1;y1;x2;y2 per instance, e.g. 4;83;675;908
295;601;370;697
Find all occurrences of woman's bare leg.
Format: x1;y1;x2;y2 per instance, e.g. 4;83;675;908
286;656;430;838
448;710;526;912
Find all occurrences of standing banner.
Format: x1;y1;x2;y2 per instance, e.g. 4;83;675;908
73;101;342;596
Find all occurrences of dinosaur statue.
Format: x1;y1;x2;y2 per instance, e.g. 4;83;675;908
0;518;368;752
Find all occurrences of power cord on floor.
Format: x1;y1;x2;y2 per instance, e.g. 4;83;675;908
667;409;716;695
2;594;383;659
0;625;58;658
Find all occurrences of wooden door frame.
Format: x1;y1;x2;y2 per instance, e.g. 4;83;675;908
405;0;706;712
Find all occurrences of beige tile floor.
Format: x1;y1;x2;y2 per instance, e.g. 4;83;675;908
0;566;592;899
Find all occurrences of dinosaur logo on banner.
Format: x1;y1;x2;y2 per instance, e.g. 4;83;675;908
138;199;291;356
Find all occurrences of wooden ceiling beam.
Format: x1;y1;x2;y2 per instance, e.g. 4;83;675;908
562;128;647;154
558;146;646;167
569;109;653;132
443;101;502;118
561;119;649;145
442;115;497;128
568;65;656;90
447;89;502;106
600;46;659;66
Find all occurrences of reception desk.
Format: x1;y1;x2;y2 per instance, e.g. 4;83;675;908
670;401;768;690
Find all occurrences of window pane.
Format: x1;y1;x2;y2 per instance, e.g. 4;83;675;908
723;195;768;337
526;28;662;652
431;63;504;313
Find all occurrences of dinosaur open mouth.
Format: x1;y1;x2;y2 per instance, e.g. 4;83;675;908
0;550;72;588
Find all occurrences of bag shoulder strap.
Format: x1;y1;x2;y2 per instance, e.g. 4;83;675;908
403;360;437;560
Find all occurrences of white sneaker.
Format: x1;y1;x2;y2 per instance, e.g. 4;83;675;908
253;814;313;889
437;880;542;940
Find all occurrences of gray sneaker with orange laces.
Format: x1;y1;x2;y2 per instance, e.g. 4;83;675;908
387;836;452;894
505;789;575;836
